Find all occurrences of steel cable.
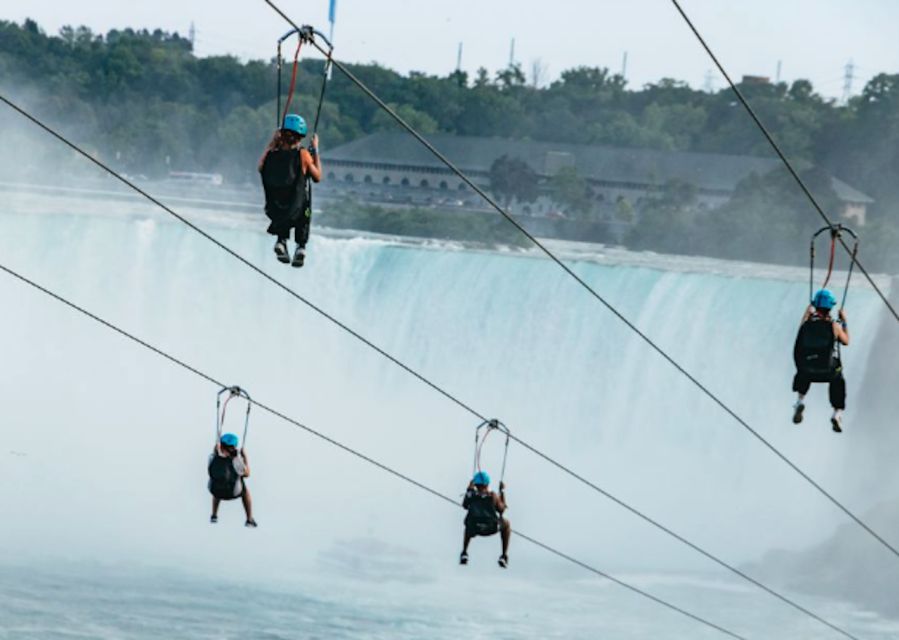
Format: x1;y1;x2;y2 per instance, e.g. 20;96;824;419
668;0;899;323
260;0;899;567
0;260;748;640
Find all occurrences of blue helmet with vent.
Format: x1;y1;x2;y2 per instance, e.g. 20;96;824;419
282;114;307;136
220;433;239;448
812;289;836;310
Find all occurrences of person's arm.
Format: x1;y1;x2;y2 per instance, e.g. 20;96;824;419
303;134;322;182
240;449;251;478
494;483;507;514
834;309;850;346
462;482;474;508
800;306;813;326
258;131;280;172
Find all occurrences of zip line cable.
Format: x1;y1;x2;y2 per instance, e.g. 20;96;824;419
0;262;749;640
0;94;481;421
0;93;876;638
668;0;899;324
259;0;899;564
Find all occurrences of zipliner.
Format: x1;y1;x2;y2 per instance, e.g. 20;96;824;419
460;471;511;568
258;114;322;268
208;432;257;527
792;288;851;432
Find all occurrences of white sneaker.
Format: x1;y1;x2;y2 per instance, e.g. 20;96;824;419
274;240;290;263
831;412;843;433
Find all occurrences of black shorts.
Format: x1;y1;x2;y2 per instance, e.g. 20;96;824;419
466;519;500;537
209;478;244;501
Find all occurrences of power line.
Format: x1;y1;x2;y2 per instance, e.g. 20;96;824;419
0;98;867;640
0;261;749;640
668;0;899;324
259;0;899;565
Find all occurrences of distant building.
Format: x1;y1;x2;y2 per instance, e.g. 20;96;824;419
325;133;872;225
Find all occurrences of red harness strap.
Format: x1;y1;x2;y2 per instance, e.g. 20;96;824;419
281;38;303;121
821;231;837;290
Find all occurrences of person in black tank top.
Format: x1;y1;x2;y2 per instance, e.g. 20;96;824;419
258;114;323;268
208;433;257;527
460;470;511;568
792;289;851;432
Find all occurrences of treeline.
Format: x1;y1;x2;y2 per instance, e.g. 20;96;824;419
1;20;898;271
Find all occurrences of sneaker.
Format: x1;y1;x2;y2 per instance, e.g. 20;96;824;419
459;551;469;566
274;240;290;263
291;246;306;268
792;401;805;425
498;554;508;569
210;515;218;524
831;413;843;433
245;518;258;528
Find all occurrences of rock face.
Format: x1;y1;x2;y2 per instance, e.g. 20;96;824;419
746;499;899;617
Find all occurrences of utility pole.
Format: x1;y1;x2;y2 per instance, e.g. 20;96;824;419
842;59;855;104
326;0;337;79
509;38;516;67
456;42;463;72
703;69;715;93
775;59;782;84
621;51;628;80
188;21;196;51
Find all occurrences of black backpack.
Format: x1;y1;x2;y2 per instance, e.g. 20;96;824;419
208;455;239;499
261;149;307;228
794;318;838;382
465;492;499;533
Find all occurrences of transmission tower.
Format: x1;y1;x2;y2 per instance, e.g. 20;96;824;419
842;59;855;103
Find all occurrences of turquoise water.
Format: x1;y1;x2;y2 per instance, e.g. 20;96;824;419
2;561;899;640
0;192;896;638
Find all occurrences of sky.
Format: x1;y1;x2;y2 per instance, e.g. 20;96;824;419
2;0;899;99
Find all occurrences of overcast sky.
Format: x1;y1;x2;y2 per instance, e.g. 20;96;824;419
3;0;898;99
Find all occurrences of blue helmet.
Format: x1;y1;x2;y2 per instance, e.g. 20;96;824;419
472;471;491;487
282;114;307;136
220;433;239;448
812;289;837;310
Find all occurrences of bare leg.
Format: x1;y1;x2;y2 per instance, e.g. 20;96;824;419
241;485;254;521
211;496;221;517
500;519;511;556
462;530;473;554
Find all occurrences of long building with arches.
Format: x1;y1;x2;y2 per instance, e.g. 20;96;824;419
323;132;872;225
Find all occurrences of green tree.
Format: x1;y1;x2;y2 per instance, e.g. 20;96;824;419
549;166;592;218
371;102;438;134
488;155;539;206
700;167;840;264
626;181;699;253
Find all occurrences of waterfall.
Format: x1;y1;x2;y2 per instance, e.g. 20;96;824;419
0;192;893;578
